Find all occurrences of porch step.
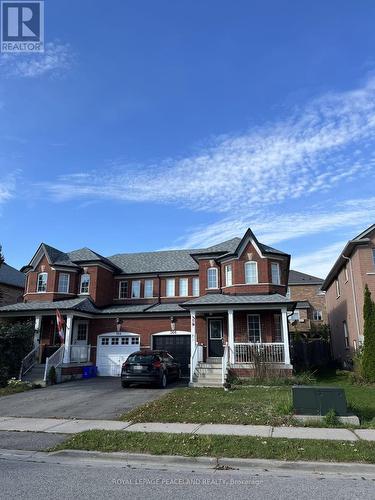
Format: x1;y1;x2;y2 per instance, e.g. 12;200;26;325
21;364;46;386
193;357;227;387
190;381;224;388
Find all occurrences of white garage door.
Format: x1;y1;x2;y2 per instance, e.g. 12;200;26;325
96;332;140;376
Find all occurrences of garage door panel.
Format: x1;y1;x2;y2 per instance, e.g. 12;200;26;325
97;335;140;377
153;335;190;377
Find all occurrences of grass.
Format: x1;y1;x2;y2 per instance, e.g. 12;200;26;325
53;430;375;463
122;369;375;428
0;383;32;397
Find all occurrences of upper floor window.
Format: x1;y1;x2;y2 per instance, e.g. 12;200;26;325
37;272;48;293
131;280;141;298
248;314;261;343
225;265;233;286
144;279;153;298
313;310;323;321
192;277;200;297
271;262;280;285
58;273;70;294
119;281;128;299
179;278;188;297
166;278;175;297
245;261;258;284
207;267;218;289
80;273;90;294
335;278;340;298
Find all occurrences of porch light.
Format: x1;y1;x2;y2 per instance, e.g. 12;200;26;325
116;318;123;333
170;316;176;334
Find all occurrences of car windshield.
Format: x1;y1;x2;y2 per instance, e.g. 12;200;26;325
127;353;157;364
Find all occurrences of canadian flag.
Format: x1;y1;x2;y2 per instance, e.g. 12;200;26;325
56;309;65;343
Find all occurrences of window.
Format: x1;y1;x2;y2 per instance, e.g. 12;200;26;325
166;278;175;297
179;278;188;296
131;280;141;298
131;337;139;345
121;337;129;345
119;281;128;299
192;277;200;296
101;337;109;345
344;266;349;283
271;262;280;285
313;310;323;321
144;279;153;298
77;323;88;341
80;273;90;294
111;337;119;345
286;287;291;299
58;273;70;293
37;272;48;293
289;310;300;322
335;279;340;298
245;261;258;284
207;267;218;289
274;314;282;342
248;315;261;343
343;321;349;348
225;265;233;286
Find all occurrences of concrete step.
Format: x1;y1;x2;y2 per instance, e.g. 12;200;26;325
197;363;222;370
190;381;223;388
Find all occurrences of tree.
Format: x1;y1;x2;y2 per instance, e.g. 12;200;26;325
361;285;375;382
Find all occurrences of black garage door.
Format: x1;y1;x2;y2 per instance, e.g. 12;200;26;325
153;335;191;377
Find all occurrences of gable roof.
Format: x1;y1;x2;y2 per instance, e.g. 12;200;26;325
321;223;375;291
0;263;25;288
288;270;324;285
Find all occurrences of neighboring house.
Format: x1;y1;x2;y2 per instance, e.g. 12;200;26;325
287;270;327;335
0;262;25;306
321;224;375;364
0;228;295;385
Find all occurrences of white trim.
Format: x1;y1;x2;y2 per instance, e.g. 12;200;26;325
131;280;141;298
244;261;258;284
225;264;233;287
57;272;70;294
144;279;154;298
271;262;281;285
118;280;128;299
98;332;140;338
152;330;191;336
36;272;48;293
247;313;262;342
208;317;223;340
192;277;200;297
207;267;219;289
80;273;90;294
221;282;286;288
179;277;189;297
166;278;176;297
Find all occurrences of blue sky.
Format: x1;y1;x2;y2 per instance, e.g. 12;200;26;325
1;0;375;277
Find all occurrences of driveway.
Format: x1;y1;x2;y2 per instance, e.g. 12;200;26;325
0;378;184;420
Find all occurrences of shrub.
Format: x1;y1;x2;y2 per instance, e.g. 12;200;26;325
48;366;57;385
0;321;34;387
323;409;339;427
361;285;375;382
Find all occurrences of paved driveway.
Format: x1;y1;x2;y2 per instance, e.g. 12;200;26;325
0;378;183;420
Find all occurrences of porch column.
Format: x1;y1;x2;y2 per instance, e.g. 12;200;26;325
228;309;235;364
34;315;42;348
63;314;74;364
281;307;291;365
190;310;196;384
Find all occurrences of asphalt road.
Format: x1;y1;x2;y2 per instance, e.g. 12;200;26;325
1;455;374;500
0;377;182;419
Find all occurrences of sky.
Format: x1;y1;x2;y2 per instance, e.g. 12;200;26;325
0;0;375;277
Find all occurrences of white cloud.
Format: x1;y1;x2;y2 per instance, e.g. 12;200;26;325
0;173;17;206
291;242;347;279
0;42;73;78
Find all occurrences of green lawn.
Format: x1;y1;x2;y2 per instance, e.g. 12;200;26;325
53;430;375;463
122;370;375;427
0;383;32;397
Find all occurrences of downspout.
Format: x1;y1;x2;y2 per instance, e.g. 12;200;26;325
342;254;361;341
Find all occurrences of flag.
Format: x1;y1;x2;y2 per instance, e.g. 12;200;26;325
56;309;65;343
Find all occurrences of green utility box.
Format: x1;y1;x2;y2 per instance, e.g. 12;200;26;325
292;386;349;416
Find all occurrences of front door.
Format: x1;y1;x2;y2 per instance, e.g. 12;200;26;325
71;320;88;362
208;319;224;357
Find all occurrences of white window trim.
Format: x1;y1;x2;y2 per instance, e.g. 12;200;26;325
247;314;262;343
271;262;281;285
118;281;128;299
244;261;258;284
166;278;175;297
58;273;70;294
192;277;200;297
225;264;233;287
36;272;48;293
313;310;323;321
207;267;218;289
144;279;154;298
79;273;90;295
131;280;141;298
179;278;188;297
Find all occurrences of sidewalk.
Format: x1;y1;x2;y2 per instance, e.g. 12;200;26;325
1;416;375;441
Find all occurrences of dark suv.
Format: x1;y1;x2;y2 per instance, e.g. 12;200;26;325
121;350;181;388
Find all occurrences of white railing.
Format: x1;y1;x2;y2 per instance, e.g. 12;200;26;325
221;342;229;385
19;345;40;380
69;345;91;363
190;343;199;384
234;343;285;364
44;345;65;382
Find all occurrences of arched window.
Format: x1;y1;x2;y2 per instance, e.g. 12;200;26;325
245;261;258;284
207;267;218;289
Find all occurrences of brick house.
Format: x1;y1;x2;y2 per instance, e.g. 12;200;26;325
321;224;375;364
0;228;295;385
287;270;327;335
0;263;25;307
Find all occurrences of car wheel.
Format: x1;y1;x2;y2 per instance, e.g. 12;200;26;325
159;372;167;389
121;381;129;388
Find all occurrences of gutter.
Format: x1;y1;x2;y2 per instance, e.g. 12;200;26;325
342;254;361;340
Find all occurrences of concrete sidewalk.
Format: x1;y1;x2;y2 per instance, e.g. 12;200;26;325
0;416;375;441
